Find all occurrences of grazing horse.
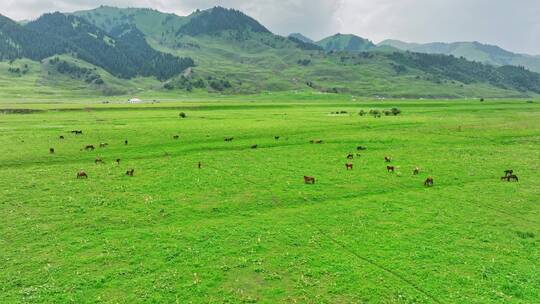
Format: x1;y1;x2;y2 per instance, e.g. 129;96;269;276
126;169;135;176
251;144;258;149
413;167;420;175
224;137;234;142
384;156;392;163
508;174;519;182
173;135;179;140
115;158;121;165
100;143;108;148
387;166;395;173
304;176;316;184
59;135;65;140
346;163;353;170
71;130;83;135
77;171;88;179
357;146;367;151
424;177;434;187
95;158;103;164
49;148;55;154
84;145;95;151
347;153;354;160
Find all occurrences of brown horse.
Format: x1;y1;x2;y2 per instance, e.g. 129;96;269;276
95;158;103;164
49;148;55;154
387;166;395;173
77;171;88;179
84;145;95;151
424;177;434;187
347;153;354;160
384;156;392;163
126;169;135;176
346;163;353;170
59;135;65;140
413;167;420;175
304;176;316;184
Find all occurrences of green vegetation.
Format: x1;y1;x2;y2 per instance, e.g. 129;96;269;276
0;97;539;303
379;40;540;73
317;33;376;52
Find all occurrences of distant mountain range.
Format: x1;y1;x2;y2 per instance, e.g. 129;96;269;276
1;5;539;98
379;40;540;73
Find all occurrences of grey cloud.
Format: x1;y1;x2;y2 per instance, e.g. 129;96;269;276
1;0;538;54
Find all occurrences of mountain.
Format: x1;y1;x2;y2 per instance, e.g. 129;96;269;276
1;7;540;98
289;33;314;43
317;34;376;52
379;40;540;73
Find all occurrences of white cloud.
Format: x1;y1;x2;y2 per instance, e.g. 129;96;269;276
1;0;538;54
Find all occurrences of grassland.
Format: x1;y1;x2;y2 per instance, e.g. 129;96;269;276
1;96;539;303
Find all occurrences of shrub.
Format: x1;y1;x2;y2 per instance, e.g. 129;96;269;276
358;110;366;116
390;107;401;116
179;112;187;118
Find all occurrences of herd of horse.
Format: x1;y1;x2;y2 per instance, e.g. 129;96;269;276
51;130;518;187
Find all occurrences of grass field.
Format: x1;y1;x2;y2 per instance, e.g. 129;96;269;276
1;97;539;303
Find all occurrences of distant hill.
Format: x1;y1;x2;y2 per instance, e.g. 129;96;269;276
379;40;540;73
289;33;314;43
317;34;376;52
1;7;540;98
177;7;270;36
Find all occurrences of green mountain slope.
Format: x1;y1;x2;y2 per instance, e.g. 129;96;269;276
317;34;376;52
379;40;540;73
289;33;314;43
1;6;540;99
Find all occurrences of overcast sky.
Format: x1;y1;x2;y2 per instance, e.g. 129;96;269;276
2;0;539;55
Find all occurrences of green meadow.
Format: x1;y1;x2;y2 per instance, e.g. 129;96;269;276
1;96;539;303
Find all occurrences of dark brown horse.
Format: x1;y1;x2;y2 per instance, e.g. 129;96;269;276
84;145;95;151
384;156;392;163
71;130;83;135
274;136;280;140
49;148;55;154
424;177;434;187
413;167;420;175
251;144;258;149
346;163;353;170
59;135;65;139
126;169;135;176
387;166;395;173
77;171;88;179
304;176;316;184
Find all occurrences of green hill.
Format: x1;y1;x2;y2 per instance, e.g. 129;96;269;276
289;33;314;43
317;33;376;52
1;7;540;99
379;40;540;73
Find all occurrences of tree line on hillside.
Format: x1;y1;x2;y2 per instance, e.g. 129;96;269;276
0;13;194;80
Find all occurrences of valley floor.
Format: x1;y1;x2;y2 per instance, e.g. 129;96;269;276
0;98;539;303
